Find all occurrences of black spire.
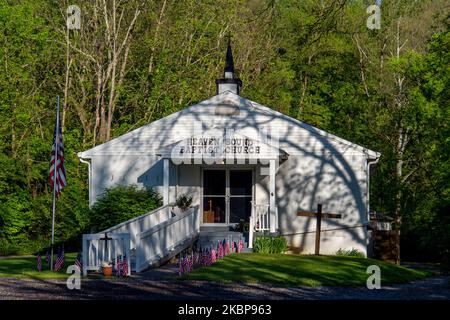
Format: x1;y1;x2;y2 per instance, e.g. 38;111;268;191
224;38;235;76
216;37;242;95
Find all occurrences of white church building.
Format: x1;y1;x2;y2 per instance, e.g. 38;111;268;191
78;43;380;264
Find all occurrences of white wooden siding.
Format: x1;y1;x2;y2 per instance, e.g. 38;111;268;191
81;91;377;255
79;92;379;159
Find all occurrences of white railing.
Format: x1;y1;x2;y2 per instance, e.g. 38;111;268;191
249;202;270;249
135;205;200;272
101;205;171;250
81;233;131;276
251;202;270;231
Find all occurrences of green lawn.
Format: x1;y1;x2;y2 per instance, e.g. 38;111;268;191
181;253;430;287
0;253;77;279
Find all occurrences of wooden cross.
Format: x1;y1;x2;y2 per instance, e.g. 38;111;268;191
297;204;342;255
99;232;113;260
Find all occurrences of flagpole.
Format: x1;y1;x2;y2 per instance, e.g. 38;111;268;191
50;96;60;271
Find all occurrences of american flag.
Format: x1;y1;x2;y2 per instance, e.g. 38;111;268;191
217;241;224;259
194;252;200;265
199;250;207;267
238;239;244;253
187;256;193;273
181;255;191;275
204;249;211;266
74;252;83;271
46;249;51;265
49;109;66;198
181;256;188;274
122;254;129;276
37;252;42;272
210;249;217;264
54;245;65;271
116;255;122;276
225;241;230;256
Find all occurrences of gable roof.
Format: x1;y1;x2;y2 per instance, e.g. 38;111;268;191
78;91;380;160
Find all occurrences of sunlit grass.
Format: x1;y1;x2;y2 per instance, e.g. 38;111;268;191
181;253;430;287
0;253;77;279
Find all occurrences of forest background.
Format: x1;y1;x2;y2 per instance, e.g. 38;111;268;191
0;0;448;263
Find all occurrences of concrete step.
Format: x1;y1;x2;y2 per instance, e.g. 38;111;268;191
197;231;249;251
200;226;230;232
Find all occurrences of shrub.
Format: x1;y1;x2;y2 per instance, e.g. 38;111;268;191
0;239;22;256
89;185;162;232
335;248;365;258
253;235;287;254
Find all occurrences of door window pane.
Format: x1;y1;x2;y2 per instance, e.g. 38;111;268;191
229;170;252;195
203;170;225;195
203;197;226;223
229;197;252;223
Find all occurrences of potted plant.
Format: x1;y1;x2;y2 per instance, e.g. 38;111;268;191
173;194;193;213
101;260;113;277
234;219;249;232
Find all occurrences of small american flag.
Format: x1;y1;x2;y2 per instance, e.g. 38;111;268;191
37;253;42;272
194;252;200;265
187;256;193;273
74;253;83;271
116;255;122;276
238;240;244;253
217;241;224;259
210;249;217;264
54;245;65;271
181;256;188;274
202;249;209;266
46;249;51;265
49;107;66;198
200;250;207;267
225;241;230;256
122;254;129;276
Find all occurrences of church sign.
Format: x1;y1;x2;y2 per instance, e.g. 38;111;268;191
182;137;261;156
169;132;276;165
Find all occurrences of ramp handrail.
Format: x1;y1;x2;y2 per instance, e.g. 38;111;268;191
135;205;200;272
100;205;171;249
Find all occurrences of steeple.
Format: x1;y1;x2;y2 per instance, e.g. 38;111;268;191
216;38;242;95
224;41;235;78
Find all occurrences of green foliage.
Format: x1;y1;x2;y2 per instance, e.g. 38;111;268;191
335;248;365;258
89;185;162;232
0;0;448;264
174;194;193;211
233;219;249;232
253;235;288;254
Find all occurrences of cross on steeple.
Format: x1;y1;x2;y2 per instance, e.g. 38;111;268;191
224;34;235;78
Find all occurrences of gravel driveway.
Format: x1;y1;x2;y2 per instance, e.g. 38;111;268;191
1;274;449;300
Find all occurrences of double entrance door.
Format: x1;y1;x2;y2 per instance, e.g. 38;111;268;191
202;169;253;225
